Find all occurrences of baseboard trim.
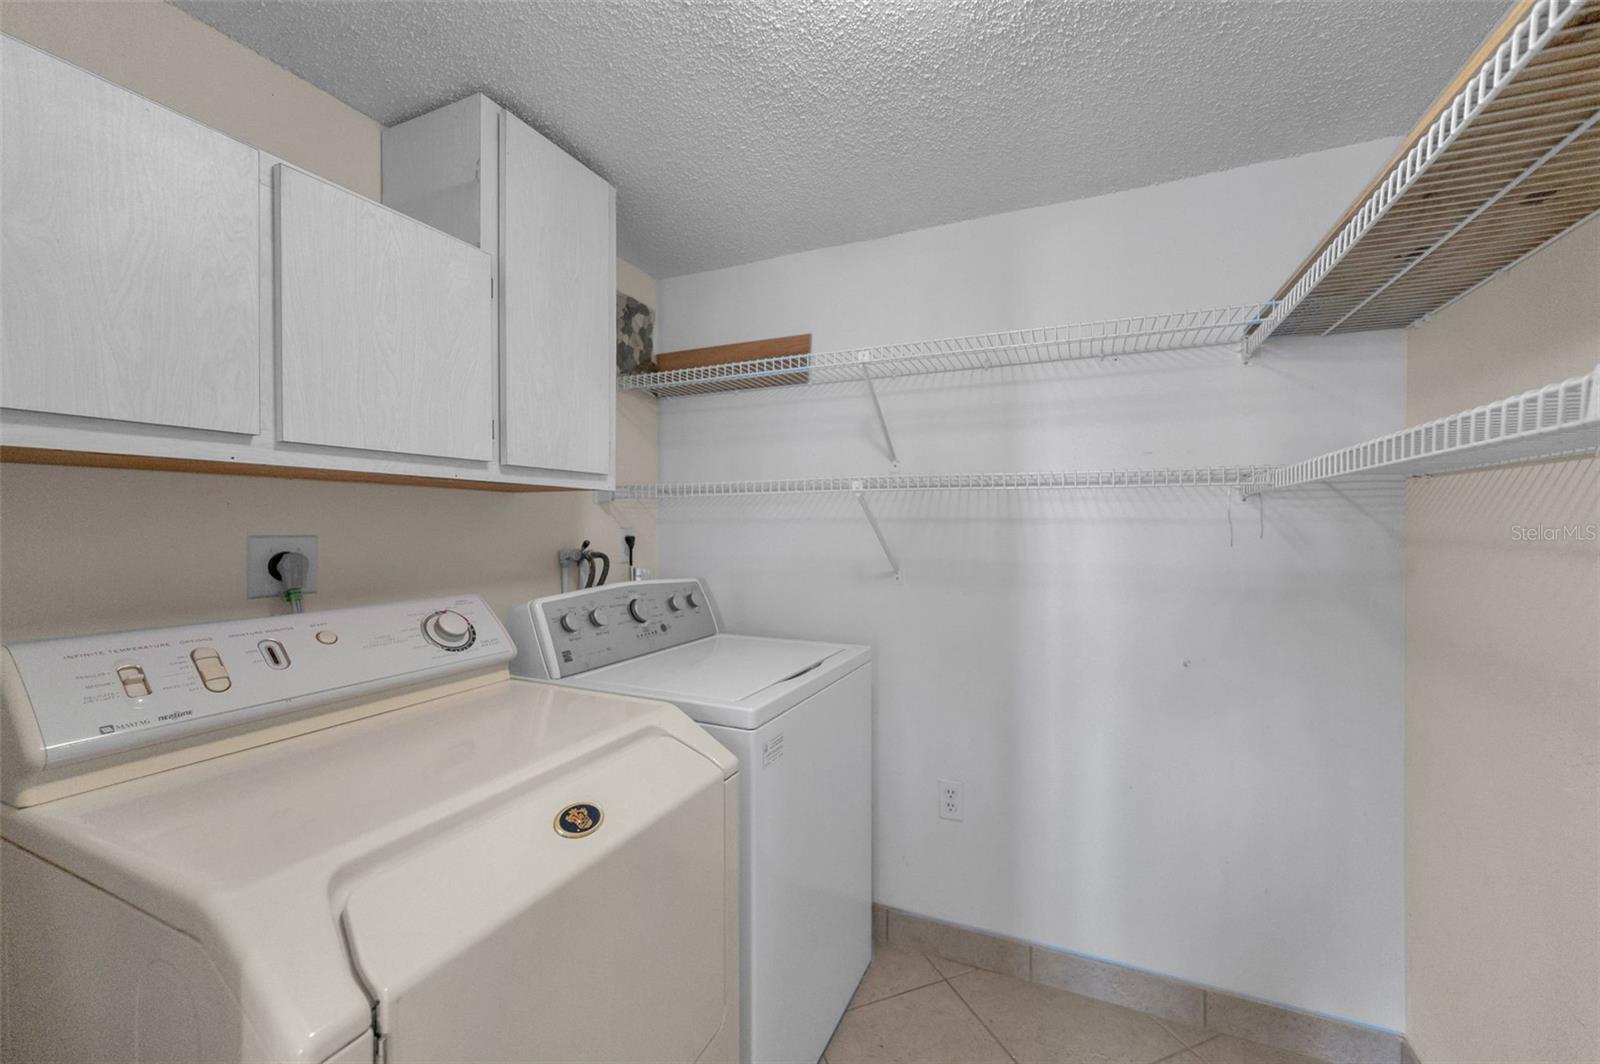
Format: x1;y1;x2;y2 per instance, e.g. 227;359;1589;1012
874;904;1401;1064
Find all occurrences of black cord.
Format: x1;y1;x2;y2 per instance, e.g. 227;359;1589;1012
578;540;611;587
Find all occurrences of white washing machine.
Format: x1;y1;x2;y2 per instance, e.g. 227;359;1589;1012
506;579;872;1064
0;595;739;1064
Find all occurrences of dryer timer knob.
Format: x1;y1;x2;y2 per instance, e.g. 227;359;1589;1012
422;609;475;650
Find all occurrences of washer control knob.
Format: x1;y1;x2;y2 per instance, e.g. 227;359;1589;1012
587;607;609;628
667;594;683;611
628;598;648;623
686;590;701;608
559;611;581;634
422;609;475;650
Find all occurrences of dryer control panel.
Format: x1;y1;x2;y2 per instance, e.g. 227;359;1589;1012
3;595;512;776
509;579;718;680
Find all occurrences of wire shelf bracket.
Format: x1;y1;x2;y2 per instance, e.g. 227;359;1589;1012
852;482;901;580
858;353;900;466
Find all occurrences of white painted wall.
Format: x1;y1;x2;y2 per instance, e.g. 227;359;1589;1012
655;140;1408;1029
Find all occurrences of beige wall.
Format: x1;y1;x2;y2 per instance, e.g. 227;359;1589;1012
1405;217;1600;1062
1;0;381;198
0;0;660;639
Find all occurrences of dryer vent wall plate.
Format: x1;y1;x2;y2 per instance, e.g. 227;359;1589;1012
247;535;318;598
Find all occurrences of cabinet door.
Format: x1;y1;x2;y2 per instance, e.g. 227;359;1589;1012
500;113;615;475
275;166;494;462
1;37;259;433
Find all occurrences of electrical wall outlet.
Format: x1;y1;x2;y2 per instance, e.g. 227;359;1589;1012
246;535;318;599
939;778;964;822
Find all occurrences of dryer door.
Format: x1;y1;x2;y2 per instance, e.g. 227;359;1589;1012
341;733;731;1063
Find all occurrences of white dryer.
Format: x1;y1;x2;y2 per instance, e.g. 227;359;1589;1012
506;579;872;1064
0;595;739;1064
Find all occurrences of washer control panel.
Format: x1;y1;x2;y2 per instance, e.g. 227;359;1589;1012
524;579;716;679
4;595;510;768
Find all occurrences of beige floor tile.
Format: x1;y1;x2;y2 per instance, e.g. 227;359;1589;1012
950;968;1189;1064
926;952;975;978
825;982;1013;1064
849;944;944;1009
1190;1034;1328;1064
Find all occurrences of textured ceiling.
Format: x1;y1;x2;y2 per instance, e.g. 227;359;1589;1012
175;0;1510;278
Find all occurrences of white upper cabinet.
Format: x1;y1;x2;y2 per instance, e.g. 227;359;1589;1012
275;166;494;462
1;37;260;434
498;113;616;475
383;96;617;482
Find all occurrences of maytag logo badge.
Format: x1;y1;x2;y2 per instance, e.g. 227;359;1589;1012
554;802;603;839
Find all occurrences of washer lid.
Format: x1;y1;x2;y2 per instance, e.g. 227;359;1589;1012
576;635;871;729
593;634;841;700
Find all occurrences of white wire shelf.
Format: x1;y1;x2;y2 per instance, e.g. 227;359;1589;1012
605;370;1598;578
611;369;1598;506
1248;0;1599;351
621;305;1272;398
608;467;1276;500
1261;364;1600;492
605;467;1276;579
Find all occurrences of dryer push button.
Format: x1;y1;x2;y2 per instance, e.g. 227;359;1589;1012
190;648;231;693
116;665;151;698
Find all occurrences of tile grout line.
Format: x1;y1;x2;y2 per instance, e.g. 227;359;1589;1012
846;974;946;1013
1157;1016;1219;1055
942;965;1020;1064
1150;1048;1196;1064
